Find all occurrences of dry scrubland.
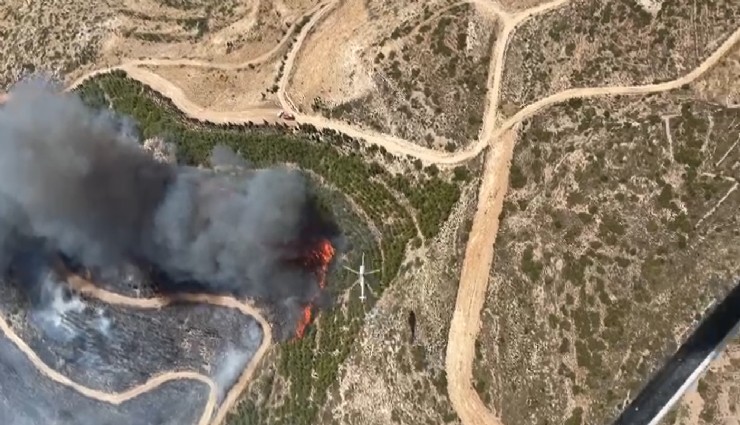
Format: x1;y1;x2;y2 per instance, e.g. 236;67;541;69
312;178;481;425
229;154;484;425
287;0;497;150
0;0;109;89
4;1;740;425
692;41;740;106
98;0;320;68
499;0;740;118
0;0;319;90
237;187;477;425
474;42;740;425
663;45;740;425
137;1;322;112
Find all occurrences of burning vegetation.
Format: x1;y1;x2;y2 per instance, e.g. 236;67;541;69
294;239;336;339
0;79;342;338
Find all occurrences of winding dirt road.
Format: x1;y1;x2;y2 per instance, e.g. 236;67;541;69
494;26;740;141
0;313;218;425
64;26;740;167
116;2;326;72
443;6;740;425
0;275;272;425
0;272;271;425
276;1;339;113
2;1;740;424
6;10;739;167
446;128;517;425
65;275;273;425
443;2;573;424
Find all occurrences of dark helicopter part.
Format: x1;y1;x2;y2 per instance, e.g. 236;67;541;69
408;310;417;343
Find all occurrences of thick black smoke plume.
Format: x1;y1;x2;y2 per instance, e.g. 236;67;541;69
0;80;339;330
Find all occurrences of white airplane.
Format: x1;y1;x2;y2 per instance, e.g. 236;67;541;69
343;253;380;302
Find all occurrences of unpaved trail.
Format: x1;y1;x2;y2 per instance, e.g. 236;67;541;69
475;0;571;154
3;24;739;167
276;1;339;113
445;128;517;425
444;4;740;425
65;275;273;425
0;273;272;425
297;22;740;167
291;114;469;164
114;65;282;124
1;2;740;425
443;2;571;425
494;26;740;139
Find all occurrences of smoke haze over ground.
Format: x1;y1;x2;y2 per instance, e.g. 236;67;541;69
0;332;210;425
0;79;339;331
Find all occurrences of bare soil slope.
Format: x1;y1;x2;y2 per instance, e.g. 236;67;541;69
142;62;282;111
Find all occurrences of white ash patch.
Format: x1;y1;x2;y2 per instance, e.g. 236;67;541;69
636;0;664;16
142;137;177;164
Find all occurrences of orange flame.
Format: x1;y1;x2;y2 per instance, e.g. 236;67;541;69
295;305;313;340
294;239;336;339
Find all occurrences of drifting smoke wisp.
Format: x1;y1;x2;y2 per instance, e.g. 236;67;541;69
0;80;339;331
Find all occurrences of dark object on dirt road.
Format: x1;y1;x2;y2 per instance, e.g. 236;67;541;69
277;110;295;121
408;310;416;343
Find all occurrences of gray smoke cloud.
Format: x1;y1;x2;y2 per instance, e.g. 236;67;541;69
0;80;172;269
0;79;338;319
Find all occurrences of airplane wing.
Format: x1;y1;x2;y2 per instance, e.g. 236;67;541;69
366;269;381;275
343;266;360;274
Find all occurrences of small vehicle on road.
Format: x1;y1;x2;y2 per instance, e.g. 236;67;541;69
277;110;295;121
